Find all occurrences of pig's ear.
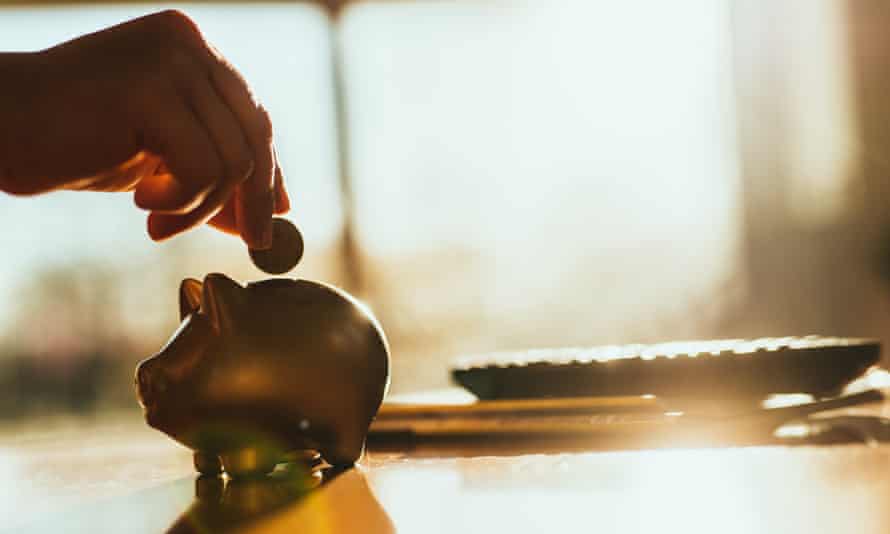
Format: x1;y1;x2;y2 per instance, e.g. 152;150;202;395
179;278;203;320
201;273;245;334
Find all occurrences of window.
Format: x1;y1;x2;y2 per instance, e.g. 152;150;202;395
1;0;747;410
340;1;742;390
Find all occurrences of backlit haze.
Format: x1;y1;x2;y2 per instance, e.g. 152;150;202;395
0;1;744;402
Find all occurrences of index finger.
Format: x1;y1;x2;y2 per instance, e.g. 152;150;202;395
205;54;275;249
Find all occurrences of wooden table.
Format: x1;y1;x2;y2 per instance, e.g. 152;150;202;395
3;400;890;534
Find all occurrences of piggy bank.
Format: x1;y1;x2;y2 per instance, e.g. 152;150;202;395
135;273;390;477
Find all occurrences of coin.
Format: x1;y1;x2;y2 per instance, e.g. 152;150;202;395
249;218;304;275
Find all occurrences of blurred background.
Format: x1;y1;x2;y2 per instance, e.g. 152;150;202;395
1;0;890;421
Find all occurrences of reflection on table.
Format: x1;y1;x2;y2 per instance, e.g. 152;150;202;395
4;395;890;534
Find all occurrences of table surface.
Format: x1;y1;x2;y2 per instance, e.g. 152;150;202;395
3;398;890;534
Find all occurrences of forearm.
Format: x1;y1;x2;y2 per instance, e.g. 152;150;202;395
0;51;45;194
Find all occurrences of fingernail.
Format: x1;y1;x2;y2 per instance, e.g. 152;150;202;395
274;182;291;214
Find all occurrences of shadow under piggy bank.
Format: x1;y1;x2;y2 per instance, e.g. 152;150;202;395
136;273;390;476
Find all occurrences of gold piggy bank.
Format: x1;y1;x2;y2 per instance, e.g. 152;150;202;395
136;273;390;477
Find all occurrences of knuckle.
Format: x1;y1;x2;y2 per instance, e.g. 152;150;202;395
137;11;207;84
250;105;273;141
150;10;210;63
153;9;200;37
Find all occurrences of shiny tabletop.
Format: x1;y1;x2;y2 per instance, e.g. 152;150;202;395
3;402;890;534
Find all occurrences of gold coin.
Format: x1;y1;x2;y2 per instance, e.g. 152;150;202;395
249;218;304;275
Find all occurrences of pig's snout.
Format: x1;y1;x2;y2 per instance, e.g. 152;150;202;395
135;357;170;409
136;313;215;410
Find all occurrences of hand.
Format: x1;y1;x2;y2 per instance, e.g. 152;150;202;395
0;10;290;248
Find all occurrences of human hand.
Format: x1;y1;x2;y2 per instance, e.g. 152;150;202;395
0;10;290;248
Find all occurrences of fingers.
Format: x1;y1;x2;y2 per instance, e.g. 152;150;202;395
147;175;239;241
234;136;275;249
185;74;254;194
137;70;258;241
71;151;162;192
141;52;279;246
207;154;285;236
13;9;286;245
148;143;289;241
111;12;283;245
273;169;290;215
206;58;276;249
272;147;290;215
135;93;220;214
90;156;160;192
207;197;238;235
204;157;288;238
143;76;254;241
